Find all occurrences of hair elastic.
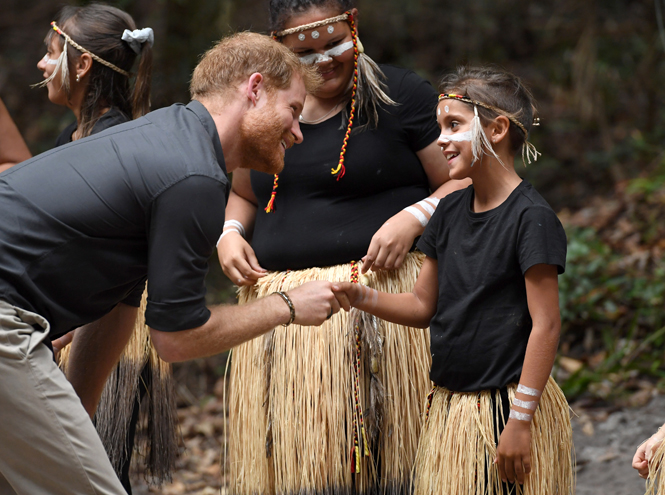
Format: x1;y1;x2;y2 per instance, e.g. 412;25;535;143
121;27;154;55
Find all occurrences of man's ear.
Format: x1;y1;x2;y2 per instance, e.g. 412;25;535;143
75;53;93;81
246;72;265;106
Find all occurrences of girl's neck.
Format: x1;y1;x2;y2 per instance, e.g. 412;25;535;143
471;154;522;213
301;91;348;124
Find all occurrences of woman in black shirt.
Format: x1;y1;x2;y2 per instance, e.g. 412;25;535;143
219;1;468;494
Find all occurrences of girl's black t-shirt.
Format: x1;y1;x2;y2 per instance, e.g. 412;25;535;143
417;181;567;392
250;65;440;270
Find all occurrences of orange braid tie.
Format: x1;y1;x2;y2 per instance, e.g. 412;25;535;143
264;175;279;213
331;12;358;181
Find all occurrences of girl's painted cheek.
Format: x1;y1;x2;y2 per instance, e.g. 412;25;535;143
439;130;472;143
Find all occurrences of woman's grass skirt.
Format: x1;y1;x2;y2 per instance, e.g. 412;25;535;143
228;252;431;495
412;377;574;495
58;289;178;485
647;439;665;495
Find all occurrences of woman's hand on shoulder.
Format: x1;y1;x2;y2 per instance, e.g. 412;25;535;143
495;419;532;485
217;232;266;286
362;209;423;274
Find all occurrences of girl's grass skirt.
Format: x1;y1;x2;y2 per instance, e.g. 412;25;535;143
228;252;431;495
58;289;178;484
647;440;665;495
412;377;574;495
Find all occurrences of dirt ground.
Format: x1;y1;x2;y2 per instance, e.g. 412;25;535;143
131;389;665;495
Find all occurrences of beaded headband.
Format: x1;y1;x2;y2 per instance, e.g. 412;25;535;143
438;93;541;165
265;11;360;213
50;22;131;77
272;13;350;38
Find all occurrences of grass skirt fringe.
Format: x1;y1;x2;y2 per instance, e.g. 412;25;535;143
647;439;665;495
58;289;178;485
228;252;431;495
412;377;574;495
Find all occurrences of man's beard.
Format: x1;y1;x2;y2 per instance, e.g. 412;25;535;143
238;103;286;175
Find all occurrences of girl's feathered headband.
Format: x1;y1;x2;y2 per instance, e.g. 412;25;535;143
438;93;541;166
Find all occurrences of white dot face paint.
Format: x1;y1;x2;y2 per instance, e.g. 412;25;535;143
438;130;473;143
311;30;320;39
437;108;441;116
297;40;354;65
327;25;334;34
444;105;449;113
298;33;306;41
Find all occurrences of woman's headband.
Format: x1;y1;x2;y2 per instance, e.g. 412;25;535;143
273;13;350;38
50;22;131;77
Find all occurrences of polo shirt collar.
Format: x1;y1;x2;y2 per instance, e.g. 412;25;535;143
186;100;227;175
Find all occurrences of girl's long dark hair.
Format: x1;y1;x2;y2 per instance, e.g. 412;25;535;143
50;3;152;137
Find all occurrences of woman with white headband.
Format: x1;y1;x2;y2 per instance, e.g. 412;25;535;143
219;1;468;494
33;5;174;495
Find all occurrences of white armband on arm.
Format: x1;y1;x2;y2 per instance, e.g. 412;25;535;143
404;206;429;227
216;220;246;247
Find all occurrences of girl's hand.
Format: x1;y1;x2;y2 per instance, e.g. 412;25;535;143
217;232;266;286
495;419;532;485
633;428;665;479
362;209;424;274
331;282;364;311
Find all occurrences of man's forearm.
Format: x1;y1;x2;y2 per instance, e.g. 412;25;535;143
150;280;340;363
66;303;138;417
150;293;290;363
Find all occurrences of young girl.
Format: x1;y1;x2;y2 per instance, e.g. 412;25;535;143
333;66;574;495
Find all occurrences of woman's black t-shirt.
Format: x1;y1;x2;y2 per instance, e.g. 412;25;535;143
55;107;129;147
250;65;440;270
416;181;567;392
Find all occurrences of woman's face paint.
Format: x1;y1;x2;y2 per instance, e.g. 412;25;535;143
297;40;354;65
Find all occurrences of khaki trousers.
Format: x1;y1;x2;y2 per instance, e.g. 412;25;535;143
0;300;126;495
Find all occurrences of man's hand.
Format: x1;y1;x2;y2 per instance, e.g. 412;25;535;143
287;281;341;326
217;231;266;286
495;419;532;485
633;428;665;479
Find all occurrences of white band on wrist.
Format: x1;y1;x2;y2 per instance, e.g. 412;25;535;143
224;220;246;238
509;409;533;422
404;206;428;227
216;228;241;247
417;199;436;216
513;398;537;411
424;197;440;209
517;384;541;397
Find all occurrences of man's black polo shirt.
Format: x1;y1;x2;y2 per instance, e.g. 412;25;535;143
0;101;229;338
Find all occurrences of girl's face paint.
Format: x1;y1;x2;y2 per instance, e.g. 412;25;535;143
297;40;354;65
436;99;477;180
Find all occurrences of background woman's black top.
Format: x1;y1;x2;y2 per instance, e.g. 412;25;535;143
55;107;130;146
250;65;440;271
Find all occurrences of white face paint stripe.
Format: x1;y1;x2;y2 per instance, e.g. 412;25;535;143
298;40;354;65
46;58;58;65
439;130;472;143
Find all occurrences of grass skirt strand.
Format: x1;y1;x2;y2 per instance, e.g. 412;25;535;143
228;252;431;495
58;289;178;485
647;439;665;495
412;377;574;495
